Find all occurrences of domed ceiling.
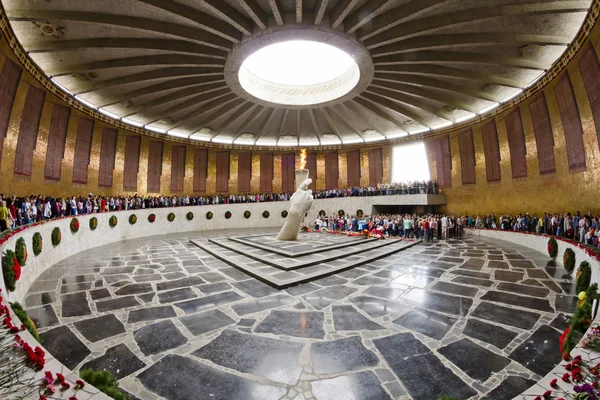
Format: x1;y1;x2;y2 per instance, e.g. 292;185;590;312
2;0;592;146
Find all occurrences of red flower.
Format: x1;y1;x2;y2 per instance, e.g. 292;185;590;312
550;378;557;387
543;390;552;398
69;397;78;400
45;385;55;394
20;324;26;331
75;379;85;389
9;326;19;333
12;258;21;281
561;372;570;382
573;355;582;362
534;397;541;400
44;371;53;381
61;381;71;390
56;372;65;382
563;352;571;361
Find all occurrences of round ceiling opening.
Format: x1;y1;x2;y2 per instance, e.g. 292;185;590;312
238;40;360;106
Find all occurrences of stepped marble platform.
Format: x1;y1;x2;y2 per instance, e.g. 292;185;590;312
190;232;420;289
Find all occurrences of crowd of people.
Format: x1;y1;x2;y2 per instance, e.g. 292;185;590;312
0;180;438;231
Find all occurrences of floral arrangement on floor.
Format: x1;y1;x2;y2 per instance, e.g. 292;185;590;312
206;211;213;220
564;248;576;273
225;211;232;219
548;237;558;258
32;232;42;256
51;227;61;246
186;212;193;221
532;353;600;400
15;237;27;266
167;213;175;222
577;261;592;293
89;217;98;230
281;210;288;218
70;218;79;233
244;211;251;219
9;301;40;342
109;215;118;227
128;214;137;225
262;211;269;218
338;210;345;217
2;249;20;291
148;213;156;223
79;369;130;400
582;324;600;351
560;284;597;356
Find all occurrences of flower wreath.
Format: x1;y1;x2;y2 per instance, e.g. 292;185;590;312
338;209;345;217
244;211;251;219
70;218;80;233
148;213;156;223
167;213;176;222
89;217;98;230
15;237;27;266
51;227;61;246
129;214;137;225
576;261;591;293
319;210;326;216
262;210;270;218
206;211;213;220
548;237;558;259
32;232;42;256
281;210;288;218
356;209;364;218
186;212;194;221
109;215;118;227
2;249;19;291
225;211;232;219
563;248;576;274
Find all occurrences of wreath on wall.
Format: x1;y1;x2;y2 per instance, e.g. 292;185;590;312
148;213;156;223
206;211;213;220
319;210;326;216
547;237;558;259
2;249;19;291
32;232;42;256
89;217;98;231
225;211;232;219
338;210;345;217
129;214;137;225
281;210;288;218
563;248;576;274
356;209;364;218
70;218;80;233
52;227;61;246
262;211;270;219
186;212;194;221
576;261;592;293
15;237;27;266
244;211;251;219
167;213;176;222
109;215;118;227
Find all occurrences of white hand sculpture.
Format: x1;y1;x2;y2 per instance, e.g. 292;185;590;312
276;178;314;240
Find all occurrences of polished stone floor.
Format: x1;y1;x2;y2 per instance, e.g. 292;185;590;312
23;228;575;400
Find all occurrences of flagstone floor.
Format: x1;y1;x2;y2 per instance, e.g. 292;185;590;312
22;228;575;400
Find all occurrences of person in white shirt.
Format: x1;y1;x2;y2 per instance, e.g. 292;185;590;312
441;216;448;239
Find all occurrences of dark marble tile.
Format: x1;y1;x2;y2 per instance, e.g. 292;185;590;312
179;309;235;336
158;288;197;304
528;269;550;279
550;313;571;331
128;306;176;323
439;338;511;380
544;265;572;280
451;276;494;287
393;310;457;340
463;318;518;349
363;286;405;300
134;320;187;356
427;261;455;270
293;302;306;309
23;292;57;308
197;272;226;282
111;280;133;288
481;290;553;312
555;295;578;313
373;333;476;400
61;292;91;317
510;260;536;269
311;336;379;374
460;258;485;270
115;283;153;296
81;344;145;380
483;375;536;400
156;276;204;291
163;272;187;280
430;281;478;297
559;281;577;295
96;296;141;313
349;296;409;318
438;256;464;263
237;318;255;327
352;276;387;286
138;354;286;400
522;278;544;287
232;279;279;298
103;266;135;275
175;291;243;314
39;326;90;370
192;329;303;384
505;253;525;260
231;294;296;316
312;371;390;400
74;314;125;342
336;268;368;279
25;304;59;328
89;288;111;300
389;273;436;288
497;282;550;298
133;274;163;283
314;275;348;286
138;293;156;303
302;285;358;310
487;255;505;261
403;289;472;316
60;282;93;294
198;282;232;294
219;266;252;281
373;270;402;279
470;301;541;330
488;261;509;269
255;310;325;338
451;269;490;279
332;305;384;331
509;325;562;375
285;282;321;296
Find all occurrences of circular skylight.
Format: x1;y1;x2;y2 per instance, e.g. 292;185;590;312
239;40;360;106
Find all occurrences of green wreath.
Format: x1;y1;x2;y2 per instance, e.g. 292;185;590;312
15;237;27;266
32;232;42;256
129;214;137;225
356;209;364;218
167;213;176;222
576;261;592;293
148;213;156;223
2;250;16;291
89;217;98;230
225;211;232;219
262;210;270;218
244;211;251;219
563;248;576;274
548;237;558;259
109;215;118;227
52;227;61;246
70;218;80;233
338;210;345;217
206;211;213;220
319;210;326;216
281;210;288;218
186;212;194;221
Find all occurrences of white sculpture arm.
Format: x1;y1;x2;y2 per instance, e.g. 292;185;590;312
276;178;314;240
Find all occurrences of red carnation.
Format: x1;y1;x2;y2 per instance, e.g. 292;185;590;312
61;381;71;390
75;379;85;389
45;385;55;394
9;326;19;333
563;352;571;361
534;396;541;400
56;373;65;383
561;373;569;382
543;390;552;398
550;378;558;387
69;397;78;400
12;258;21;281
44;371;53;381
573;355;582;362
